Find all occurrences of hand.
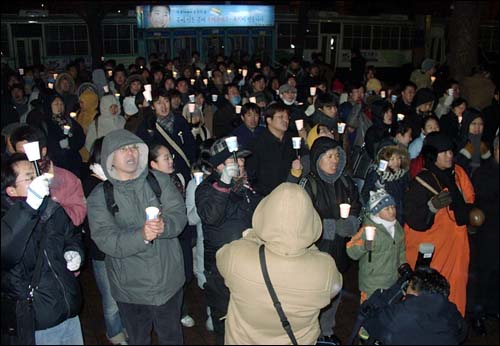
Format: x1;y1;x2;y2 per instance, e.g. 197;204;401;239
26;175;50;210
428;191;453;212
142;217;165;242
64;251;82;271
220;162;239;185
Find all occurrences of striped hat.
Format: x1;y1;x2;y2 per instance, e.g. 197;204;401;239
369;189;396;215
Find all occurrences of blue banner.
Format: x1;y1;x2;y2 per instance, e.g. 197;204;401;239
136;5;274;29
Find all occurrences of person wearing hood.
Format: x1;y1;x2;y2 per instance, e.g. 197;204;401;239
406;87;436;139
364;100;396;160
299;137;361;343
120;74;146;100
82;138;128;345
362;140;411;225
439;97;467;148
55;72;78;114
404;132;475;316
85;94;125;152
42;93;85;178
216;183;342;345
455;108;492;177
136;90;196;183
195;137;262;344
76;87;99;134
278;83;308;134
92;68;110;99
87;129;187;345
123;95;146;134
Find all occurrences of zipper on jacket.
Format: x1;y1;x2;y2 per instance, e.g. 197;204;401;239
44;250;71;319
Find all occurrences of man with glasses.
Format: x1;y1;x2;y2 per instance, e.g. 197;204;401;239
87;129;187;345
1;153;84;344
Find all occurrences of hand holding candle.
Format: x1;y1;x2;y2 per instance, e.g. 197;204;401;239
225;136;239;162
144;207;160;244
292;137;301;158
365;226;376;262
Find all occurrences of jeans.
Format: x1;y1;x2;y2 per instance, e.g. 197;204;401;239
35;315;83;345
92;260;126;340
117;289;183;345
205;269;230;345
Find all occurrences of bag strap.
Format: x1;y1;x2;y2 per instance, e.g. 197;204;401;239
155;123;191;168
299;176;317;200
259;245;298;345
103;172;162;216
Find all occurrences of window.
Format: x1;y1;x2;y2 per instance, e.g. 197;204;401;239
320;22;340;34
343;24;371;50
305;24;319;49
103;24;135;55
1;24;9;57
45;24;88;56
480;26;499;53
277;23;298;49
400;26;414;50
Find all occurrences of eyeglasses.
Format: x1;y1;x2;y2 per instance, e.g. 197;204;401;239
119;144;139;153
165;154;175;160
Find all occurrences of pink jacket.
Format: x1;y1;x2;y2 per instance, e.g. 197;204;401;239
50;166;86;226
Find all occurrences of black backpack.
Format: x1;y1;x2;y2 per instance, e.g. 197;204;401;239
103;171;162;216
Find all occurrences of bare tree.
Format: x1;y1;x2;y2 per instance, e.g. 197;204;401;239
448;1;481;81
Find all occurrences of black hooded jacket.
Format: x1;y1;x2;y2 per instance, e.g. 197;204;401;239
364;100;396;159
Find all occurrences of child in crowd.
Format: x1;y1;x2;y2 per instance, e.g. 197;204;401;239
347;189;406;302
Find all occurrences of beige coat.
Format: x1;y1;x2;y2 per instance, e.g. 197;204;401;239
461;73;495;110
217;183;342;345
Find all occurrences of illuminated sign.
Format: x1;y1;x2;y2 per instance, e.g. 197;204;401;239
136;5;274;29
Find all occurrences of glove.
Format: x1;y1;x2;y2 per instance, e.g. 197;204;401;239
64;251;81;271
336;216;360;237
26;175;50;210
428;190;453;212
59;138;69;149
220;162;239;185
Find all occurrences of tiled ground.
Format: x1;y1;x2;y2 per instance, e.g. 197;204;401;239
79;260;498;345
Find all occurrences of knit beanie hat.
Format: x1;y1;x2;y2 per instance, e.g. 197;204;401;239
421;58;436;72
369;189;396;215
123;96;139;115
413;88;435;108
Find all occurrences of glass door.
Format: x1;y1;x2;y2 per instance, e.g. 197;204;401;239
320;34;339;70
15;37;42;67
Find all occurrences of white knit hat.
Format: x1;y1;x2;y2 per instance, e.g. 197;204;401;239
123;96;138;115
369;189;396;215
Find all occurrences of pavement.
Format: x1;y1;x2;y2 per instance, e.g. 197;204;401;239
79;259;499;345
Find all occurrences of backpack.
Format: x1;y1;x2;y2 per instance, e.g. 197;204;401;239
103;171;162;216
350;143;373;180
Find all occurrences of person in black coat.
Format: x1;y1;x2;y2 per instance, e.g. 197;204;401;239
362;266;467;345
195;138;262;345
1;153;84;344
481;88;499;150
469;135;499;333
136;89;196;182
299;136;361;342
364;99;396;160
212;83;241;138
393;81;417;120
439;97;467;149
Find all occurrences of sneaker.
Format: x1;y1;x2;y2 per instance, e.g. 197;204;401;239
181;314;196;328
205;316;214;332
317;334;342;345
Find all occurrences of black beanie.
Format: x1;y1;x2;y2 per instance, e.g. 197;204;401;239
423;131;453;153
413;88;435;108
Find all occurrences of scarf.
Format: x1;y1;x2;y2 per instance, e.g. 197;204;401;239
370;214;397;239
157;113;175;135
52;112;70;129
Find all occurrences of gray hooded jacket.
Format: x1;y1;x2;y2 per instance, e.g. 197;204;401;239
87;129;187;305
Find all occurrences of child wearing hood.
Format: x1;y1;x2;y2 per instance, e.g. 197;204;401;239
455;108;492;177
347;188;406;302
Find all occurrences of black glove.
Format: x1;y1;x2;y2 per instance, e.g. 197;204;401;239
428;191;453;212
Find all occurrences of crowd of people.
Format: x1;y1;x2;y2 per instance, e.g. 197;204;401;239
1;50;499;345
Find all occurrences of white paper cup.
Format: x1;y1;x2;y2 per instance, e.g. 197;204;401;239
339;203;351;218
397;113;405;122
448;88;454;96
145;206;160;220
188;103;196;113
365;226;376;241
103;85;109;93
225;136;239;152
255;62;261;69
194;172;203;186
458;115;463;124
107;70;113;77
63;125;71;135
211;94;218;102
18;68;24;75
431;76;436;84
23;141;41;161
235;105;242;114
380;90;386;98
337;122;346;134
227;69;232;75
70;112;77;118
173;71;178;78
242;69;248;77
53;73;58;80
196;70;201;76
378;160;388;171
295;119;304;131
143;90;152;102
203;78;208;86
189;94;195;102
207;70;212;78
115;93;120;98
249;97;257;104
292;137;301;149
310;86;317;96
391;95;398;103
48;82;54;89
238;68;242;74
190;79;196;86
144;84;152;92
